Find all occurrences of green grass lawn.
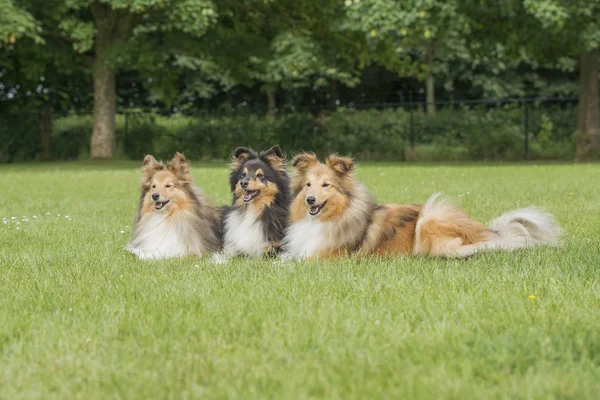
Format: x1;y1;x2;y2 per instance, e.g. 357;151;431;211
1;161;599;399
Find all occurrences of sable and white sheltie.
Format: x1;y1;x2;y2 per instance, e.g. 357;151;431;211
282;153;561;259
222;146;291;257
126;153;223;260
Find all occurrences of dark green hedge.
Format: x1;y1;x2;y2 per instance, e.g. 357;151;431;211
0;105;577;163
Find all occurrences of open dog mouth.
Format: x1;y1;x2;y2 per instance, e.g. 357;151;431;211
242;190;261;203
154;200;170;210
309;201;327;216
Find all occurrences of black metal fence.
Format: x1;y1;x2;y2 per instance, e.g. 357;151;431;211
0;95;581;162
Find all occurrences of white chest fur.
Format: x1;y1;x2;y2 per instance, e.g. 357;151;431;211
224;208;269;257
126;212;201;260
282;217;326;259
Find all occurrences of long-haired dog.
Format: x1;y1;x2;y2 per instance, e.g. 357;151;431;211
282;153;561;259
222;146;291;257
126;153;223;260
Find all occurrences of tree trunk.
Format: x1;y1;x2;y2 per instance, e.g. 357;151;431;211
90;2;119;159
426;71;436;115
576;49;600;161
40;101;52;160
266;89;276;120
90;54;117;159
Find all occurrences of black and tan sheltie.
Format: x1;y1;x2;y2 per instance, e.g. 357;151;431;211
221;146;291;257
282;153;561;259
126;153;223;259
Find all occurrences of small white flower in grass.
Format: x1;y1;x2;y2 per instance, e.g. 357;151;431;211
57;214;61;217
11;217;16;220
2;221;6;224
46;212;50;215
194;265;200;269
33;215;38;219
65;215;70;219
16;227;20;230
120;230;125;234
69;308;72;311
375;320;380;325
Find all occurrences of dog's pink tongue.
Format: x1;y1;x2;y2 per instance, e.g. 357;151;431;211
310;206;318;213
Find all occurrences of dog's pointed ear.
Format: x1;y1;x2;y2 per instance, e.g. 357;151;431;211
326;154;355;175
167;152;192;184
291;152;319;172
260;145;286;172
142;154;164;177
231;147;255;170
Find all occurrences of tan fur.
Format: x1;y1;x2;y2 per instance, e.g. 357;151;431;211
359;204;421;256
413;195;492;257
287;154;500;259
290;152;319;194
234;172;279;213
130;153;223;256
231;150;252;170
262;150;286;173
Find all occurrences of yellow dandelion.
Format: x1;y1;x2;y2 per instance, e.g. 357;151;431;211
569;192;574;195
528;295;536;300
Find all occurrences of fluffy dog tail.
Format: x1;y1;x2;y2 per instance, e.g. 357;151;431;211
484;207;561;250
413;193;561;257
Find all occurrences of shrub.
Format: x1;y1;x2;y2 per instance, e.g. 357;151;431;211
0;112;40;163
0;103;580;163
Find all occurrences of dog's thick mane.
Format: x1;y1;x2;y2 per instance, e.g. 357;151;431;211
322;180;375;252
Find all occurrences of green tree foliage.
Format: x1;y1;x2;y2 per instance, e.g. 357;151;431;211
522;0;600;160
18;0;217;158
0;0;42;46
342;0;472;114
203;0;362;117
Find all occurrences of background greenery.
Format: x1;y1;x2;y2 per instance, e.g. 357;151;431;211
1;161;599;399
0;103;578;162
1;0;599;161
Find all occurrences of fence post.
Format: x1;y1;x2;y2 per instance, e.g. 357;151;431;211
523;102;529;160
409;92;415;150
124;111;129;140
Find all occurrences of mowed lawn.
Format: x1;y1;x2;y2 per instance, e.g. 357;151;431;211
1;160;599;400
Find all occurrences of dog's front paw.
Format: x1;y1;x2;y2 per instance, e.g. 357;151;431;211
211;252;230;265
273;252;294;265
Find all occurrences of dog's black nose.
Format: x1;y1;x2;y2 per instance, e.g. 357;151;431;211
152;193;159;201
306;196;316;205
240;180;248;188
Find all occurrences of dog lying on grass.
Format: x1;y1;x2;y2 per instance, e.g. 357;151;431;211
221;145;291;258
282;153;561;260
126;153;223;260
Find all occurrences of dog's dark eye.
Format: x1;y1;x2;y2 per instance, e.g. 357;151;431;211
166;184;173;188
256;173;264;179
151;185;156;189
241;173;246;178
306;182;311;187
322;183;329;187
